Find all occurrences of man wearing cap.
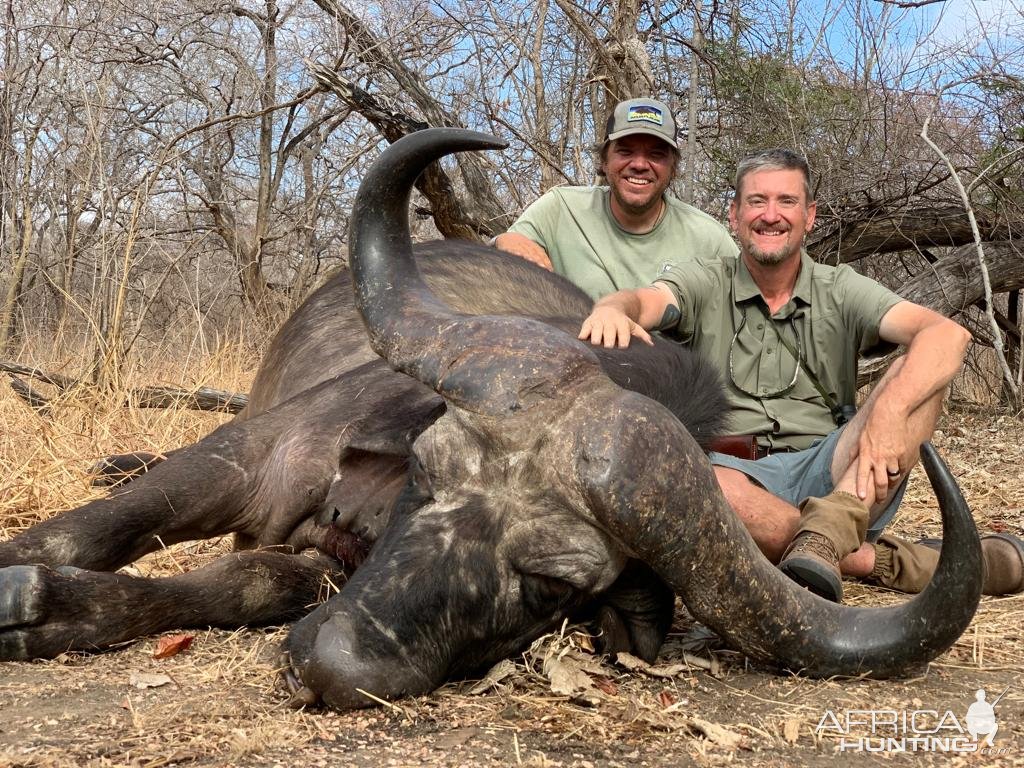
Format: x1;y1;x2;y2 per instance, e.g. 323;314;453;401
495;98;737;300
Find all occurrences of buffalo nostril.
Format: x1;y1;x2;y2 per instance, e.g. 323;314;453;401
332;507;342;524
300;609;441;711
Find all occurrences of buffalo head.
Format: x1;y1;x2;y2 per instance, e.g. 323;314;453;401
283;129;983;710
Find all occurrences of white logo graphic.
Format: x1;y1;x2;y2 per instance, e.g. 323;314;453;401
966;687;1005;747
814;686;1011;754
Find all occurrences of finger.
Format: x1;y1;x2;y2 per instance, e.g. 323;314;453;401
602;320;619;348
616;319;635;349
874;468;888;505
856;455;871;500
631;324;654;346
578;318;597;344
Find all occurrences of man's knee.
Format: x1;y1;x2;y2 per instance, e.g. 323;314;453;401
713;465;754;504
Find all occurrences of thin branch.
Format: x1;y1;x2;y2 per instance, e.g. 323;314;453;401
871;0;947;8
920;114;1020;405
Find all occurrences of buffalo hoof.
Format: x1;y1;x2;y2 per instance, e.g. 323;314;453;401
0;565;57;659
0;564;90;660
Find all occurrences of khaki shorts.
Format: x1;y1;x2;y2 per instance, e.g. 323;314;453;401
707;426;905;543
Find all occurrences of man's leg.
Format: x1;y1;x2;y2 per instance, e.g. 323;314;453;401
714;356;942;599
713;467;797;563
811;356;947;584
713;466;877;576
829;356;945;522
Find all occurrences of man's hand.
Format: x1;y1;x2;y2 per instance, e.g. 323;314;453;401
579;305;653;348
855;402;911;504
494;232;554;271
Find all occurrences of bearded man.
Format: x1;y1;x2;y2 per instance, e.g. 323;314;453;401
495;97;737;300
576;148;1024;601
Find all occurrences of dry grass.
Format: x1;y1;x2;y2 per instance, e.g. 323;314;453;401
0;337;252;543
1;341;1023;767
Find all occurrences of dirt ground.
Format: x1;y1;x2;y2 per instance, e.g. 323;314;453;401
1;407;1023;768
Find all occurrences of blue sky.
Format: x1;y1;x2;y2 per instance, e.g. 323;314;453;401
797;0;1021;92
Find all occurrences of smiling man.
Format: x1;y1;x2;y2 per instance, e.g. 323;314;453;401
495;98;737;300
576;148;1024;602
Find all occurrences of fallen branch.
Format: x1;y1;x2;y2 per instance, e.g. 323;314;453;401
2;359;249;414
129;386;249;413
8;377;52;417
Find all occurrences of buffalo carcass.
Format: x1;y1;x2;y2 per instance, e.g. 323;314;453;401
0;129;982;711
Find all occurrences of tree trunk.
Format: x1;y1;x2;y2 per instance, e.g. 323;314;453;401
682;2;703;204
0;128;37;354
807;205;1008;264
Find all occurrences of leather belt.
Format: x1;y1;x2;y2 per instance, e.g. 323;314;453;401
708;435;791;461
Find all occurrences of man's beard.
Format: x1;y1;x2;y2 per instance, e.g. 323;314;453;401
611;184;663;217
745;233;800;265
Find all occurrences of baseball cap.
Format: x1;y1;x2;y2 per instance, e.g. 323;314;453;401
603;98;678;149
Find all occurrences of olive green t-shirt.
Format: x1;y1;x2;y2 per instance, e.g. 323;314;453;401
506;186;738;300
657;252;903;450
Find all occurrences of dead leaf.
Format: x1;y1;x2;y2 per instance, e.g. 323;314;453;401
561;650;609;676
658;690;677;708
467;659;516;695
153;633;193;659
614;652;649;672
569;631;595;652
128;672;172;689
686;717;746;749
783;718;801;744
543;654;603;705
592;676;618;696
615;652;693;679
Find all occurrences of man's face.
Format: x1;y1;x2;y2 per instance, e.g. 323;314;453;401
601;134;676;220
729;168;816;266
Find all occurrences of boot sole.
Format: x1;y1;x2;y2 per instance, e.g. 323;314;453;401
779;555;843;603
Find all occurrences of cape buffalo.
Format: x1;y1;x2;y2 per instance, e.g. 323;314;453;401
0;129;982;711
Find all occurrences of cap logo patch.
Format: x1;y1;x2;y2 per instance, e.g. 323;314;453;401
626;105;663;125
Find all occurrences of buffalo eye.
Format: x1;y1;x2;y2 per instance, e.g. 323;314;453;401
521;573;576;616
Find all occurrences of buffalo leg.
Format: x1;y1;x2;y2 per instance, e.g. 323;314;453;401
89;451;169;487
0;550;344;660
0;397;329;571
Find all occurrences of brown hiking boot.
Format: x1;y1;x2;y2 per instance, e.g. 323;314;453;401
868;535;939;593
778;491;870;603
779;532;844;602
916;533;1024;596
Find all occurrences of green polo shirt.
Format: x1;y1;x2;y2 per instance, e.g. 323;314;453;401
657;252;903;450
506;186;738;300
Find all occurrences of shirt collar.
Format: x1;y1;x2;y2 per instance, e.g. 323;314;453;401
732;249;815;308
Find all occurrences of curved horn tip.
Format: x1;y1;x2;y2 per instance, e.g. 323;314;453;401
398;127;508;154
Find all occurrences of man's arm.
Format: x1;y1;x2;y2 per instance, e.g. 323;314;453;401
494;232;554;271
876;301;972;409
855;300;972;499
577;283;678;349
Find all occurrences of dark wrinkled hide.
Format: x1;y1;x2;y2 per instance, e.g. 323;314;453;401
0;241;723;673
